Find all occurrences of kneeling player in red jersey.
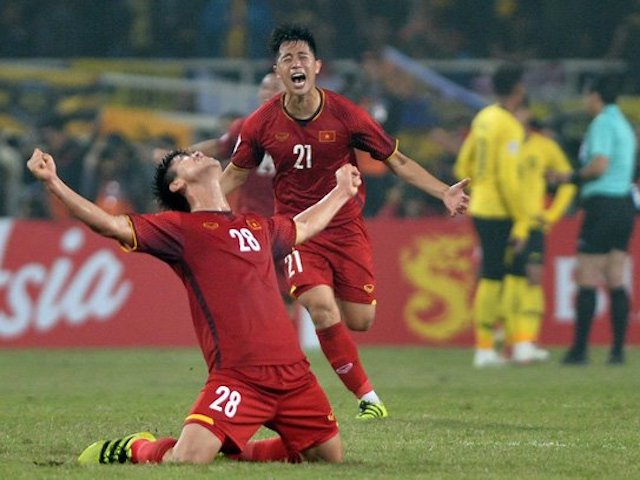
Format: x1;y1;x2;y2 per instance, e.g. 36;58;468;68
27;147;361;465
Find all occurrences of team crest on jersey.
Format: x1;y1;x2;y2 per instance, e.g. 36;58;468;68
245;218;262;230
363;284;375;294
202;221;219;230
275;132;289;142
319;130;336;142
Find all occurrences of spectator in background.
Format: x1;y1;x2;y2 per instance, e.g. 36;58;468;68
0;132;23;216
557;76;637;365
30;2;83;57
396;0;468;59
36;115;88;219
198;0;275;58
82;133;149;214
488;0;540;60
606;0;640;94
0;0;30;57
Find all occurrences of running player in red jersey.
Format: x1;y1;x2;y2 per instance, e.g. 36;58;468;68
222;24;470;419
27;147;362;465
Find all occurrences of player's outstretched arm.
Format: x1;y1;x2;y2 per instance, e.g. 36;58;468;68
293;164;361;245
189;138;220;158
27;148;134;245
386;150;470;216
220;162;252;195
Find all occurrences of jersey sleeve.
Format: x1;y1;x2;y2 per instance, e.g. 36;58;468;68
125;212;184;263
454;131;475;180
342;99;397;161
544;138;576;225
589;117;614;158
546;138;573;174
267;215;296;260
496;123;529;239
230;111;266;169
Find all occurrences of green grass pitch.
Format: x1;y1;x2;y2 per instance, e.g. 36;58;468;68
1;346;638;479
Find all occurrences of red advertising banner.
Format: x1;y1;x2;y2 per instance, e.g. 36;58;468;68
363;216;640;346
0;219;194;348
1;217;638;348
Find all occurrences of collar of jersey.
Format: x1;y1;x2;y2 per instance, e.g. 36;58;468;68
281;88;325;123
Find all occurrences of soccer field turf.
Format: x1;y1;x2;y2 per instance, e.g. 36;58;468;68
1;346;638;479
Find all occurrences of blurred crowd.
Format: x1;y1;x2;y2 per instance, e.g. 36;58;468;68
2;0;640;220
1;0;639;62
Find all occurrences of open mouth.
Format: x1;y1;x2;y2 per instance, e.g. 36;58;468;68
291;72;306;86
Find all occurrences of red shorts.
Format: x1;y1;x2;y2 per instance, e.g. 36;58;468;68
184;361;338;454
285;216;376;304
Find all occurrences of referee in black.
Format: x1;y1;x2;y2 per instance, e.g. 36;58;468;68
558;76;637;365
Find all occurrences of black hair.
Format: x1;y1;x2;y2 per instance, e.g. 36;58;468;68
492;62;524;96
588;75;621;104
153;149;191;212
269;24;317;59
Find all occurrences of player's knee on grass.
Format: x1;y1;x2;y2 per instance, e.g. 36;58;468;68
169;424;222;464
301;434;343;463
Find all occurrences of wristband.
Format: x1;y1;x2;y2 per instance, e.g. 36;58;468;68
569;171;582;185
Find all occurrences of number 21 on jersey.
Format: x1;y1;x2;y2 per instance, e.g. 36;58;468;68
293;144;312;169
285;250;303;278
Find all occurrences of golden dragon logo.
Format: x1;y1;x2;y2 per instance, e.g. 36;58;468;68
399;233;476;342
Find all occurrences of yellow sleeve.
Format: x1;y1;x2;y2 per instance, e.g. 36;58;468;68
454;133;474;181
542;139;576;225
496;129;529;239
546;139;573;174
543;183;577;225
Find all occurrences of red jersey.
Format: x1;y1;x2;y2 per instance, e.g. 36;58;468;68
217;117;245;159
219;117;276;217
232;89;397;226
127;210;304;372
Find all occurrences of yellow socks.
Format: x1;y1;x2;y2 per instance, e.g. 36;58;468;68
473;278;503;349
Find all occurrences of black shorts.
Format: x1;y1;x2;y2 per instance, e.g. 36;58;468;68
472;217;513;280
577;195;635;254
510;229;544;276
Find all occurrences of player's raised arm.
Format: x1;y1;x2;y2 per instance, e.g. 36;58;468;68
220;162;252;195
293;164;361;245
386;150;470;216
27;148;134;246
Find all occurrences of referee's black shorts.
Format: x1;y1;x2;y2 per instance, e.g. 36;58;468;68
577;194;636;254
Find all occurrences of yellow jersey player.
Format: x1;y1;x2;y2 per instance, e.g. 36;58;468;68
504;101;576;364
454;63;529;367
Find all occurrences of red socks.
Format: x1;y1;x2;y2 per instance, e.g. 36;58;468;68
316;322;372;398
132;436;301;464
236;437;288;462
230;438;302;463
131;437;177;464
